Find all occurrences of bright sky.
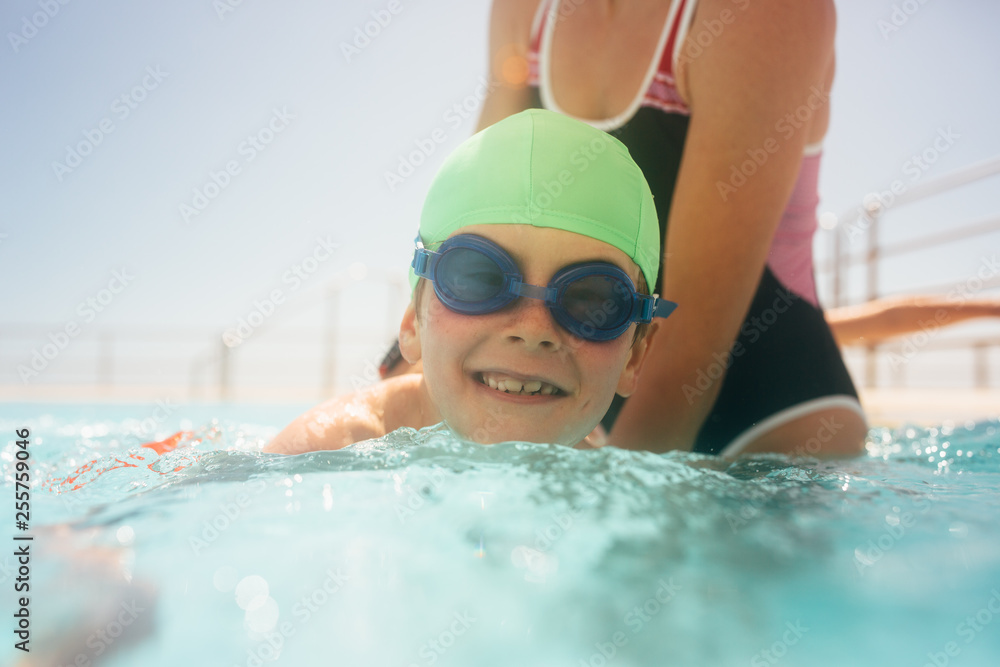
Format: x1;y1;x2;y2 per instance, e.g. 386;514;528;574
2;0;998;394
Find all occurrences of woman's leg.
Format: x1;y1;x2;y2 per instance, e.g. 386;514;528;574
719;400;868;458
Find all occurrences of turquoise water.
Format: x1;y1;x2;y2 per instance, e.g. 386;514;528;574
2;403;1000;667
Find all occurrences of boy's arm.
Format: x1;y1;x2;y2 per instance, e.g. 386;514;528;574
263;395;383;455
263;375;430;455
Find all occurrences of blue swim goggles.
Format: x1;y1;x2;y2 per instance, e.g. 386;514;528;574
411;234;678;342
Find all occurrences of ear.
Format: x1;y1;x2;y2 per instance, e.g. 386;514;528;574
398;300;422;364
614;322;658;397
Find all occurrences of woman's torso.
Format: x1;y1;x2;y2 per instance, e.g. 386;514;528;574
524;0;830;306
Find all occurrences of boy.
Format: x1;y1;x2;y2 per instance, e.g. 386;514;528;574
264;109;677;454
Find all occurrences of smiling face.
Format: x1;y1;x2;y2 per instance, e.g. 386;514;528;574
398;224;653;447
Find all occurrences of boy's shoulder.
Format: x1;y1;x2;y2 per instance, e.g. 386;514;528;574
264;374;428;455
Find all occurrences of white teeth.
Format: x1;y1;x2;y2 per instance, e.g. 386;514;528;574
480;373;557;396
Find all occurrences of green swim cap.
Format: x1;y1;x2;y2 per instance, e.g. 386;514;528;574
412;109;661;292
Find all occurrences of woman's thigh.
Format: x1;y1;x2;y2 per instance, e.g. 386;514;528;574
692;268;864;455
721;403;869;458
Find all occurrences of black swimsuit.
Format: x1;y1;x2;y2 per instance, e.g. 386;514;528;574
527;0;863;455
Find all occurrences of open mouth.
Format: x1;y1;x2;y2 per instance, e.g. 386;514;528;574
476;371;563;396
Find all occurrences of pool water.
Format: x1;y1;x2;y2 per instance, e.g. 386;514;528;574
2;404;999;667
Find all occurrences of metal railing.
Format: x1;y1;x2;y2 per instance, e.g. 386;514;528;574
2;270;410;402
6;159;999;400
820;155;1000;388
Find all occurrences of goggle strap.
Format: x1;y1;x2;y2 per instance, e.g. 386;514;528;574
411;246;433;277
510;281;557;302
651;298;679;321
635;295;679;322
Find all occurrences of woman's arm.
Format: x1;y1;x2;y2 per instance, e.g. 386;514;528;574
828;296;1000;346
609;0;838;452
476;0;542;132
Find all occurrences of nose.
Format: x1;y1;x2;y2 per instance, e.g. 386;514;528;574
500;295;563;351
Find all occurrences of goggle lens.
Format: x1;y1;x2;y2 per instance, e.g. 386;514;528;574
560;274;632;332
436;247;506;306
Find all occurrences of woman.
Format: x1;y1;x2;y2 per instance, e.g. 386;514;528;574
475;0;869;456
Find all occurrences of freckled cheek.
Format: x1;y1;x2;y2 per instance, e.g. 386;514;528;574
424;299;497;341
424;298;472;329
578;341;632;388
419;303;492;382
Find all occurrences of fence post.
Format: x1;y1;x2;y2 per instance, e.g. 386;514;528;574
973;342;989;389
189;356;202;401
321;285;339;398
831;222;842;309
98;332;114;394
863;197;882;388
219;338;231;401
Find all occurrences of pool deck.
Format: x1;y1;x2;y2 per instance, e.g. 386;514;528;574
857;387;999;427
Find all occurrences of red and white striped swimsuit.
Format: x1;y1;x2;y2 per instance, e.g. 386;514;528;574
525;0;824;307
